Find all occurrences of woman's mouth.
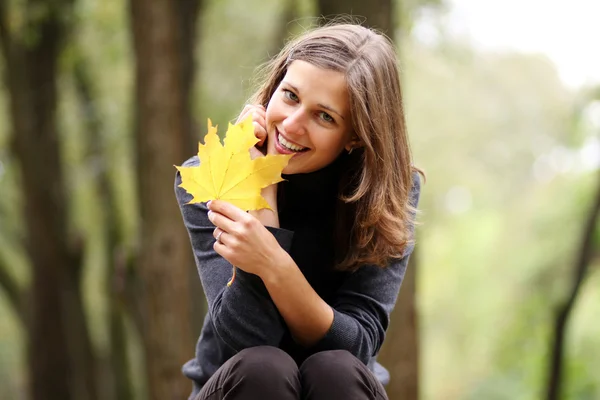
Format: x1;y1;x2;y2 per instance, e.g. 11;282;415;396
275;128;309;154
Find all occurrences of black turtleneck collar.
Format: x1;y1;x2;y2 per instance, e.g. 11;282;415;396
277;153;347;214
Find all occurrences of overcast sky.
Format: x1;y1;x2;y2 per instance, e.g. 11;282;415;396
443;0;600;88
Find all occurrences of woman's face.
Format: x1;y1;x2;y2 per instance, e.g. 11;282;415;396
265;60;352;175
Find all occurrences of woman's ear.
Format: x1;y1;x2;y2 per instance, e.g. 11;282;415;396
345;136;363;152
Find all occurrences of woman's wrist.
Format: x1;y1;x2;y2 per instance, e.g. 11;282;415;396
260;247;293;286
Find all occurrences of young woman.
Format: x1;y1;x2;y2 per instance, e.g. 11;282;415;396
175;22;421;400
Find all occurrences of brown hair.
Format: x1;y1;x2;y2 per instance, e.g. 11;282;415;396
248;23;421;271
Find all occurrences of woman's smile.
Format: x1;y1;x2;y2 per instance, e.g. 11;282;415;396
274;128;310;155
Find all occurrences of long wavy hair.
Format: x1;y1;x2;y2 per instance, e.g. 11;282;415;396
248;23;420;271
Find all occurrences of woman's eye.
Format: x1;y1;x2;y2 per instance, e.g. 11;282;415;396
283;89;299;102
319;112;334;123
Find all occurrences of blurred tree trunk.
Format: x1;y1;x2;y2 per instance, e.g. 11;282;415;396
129;1;197;398
0;1;98;400
546;169;600;400
177;0;202;155
317;0;394;34
175;0;208;338
269;0;300;56
379;252;420;400
315;2;417;399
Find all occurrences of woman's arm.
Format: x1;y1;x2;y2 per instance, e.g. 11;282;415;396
306;253;412;363
257;230;415;362
175;156;292;352
261;253;335;347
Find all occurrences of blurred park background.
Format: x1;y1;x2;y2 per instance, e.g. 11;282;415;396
0;0;599;399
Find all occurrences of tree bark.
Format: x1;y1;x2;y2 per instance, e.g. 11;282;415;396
62;245;99;400
175;0;208;338
317;0;394;34
546;169;600;400
0;1;82;399
379;251;420;400
176;0;202;155
129;1;196;398
268;0;300;57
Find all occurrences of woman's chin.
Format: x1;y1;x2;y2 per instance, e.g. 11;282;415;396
282;165;296;175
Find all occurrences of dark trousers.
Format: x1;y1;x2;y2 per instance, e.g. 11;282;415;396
195;346;388;400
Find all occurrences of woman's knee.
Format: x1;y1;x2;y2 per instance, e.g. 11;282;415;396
301;349;359;377
300;350;386;399
231;346;298;382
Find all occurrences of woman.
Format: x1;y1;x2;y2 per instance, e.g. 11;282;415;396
175;22;421;400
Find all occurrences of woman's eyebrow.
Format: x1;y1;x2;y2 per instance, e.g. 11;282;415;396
282;81;345;120
318;103;345;120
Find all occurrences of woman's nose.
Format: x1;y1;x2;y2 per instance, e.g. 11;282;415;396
282;108;307;136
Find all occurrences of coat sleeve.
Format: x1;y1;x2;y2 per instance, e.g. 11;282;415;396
310;172;421;364
175;156;293;352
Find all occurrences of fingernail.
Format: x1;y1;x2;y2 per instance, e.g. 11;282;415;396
207;200;212;208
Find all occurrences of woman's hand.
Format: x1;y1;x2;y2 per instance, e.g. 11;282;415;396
236;104;279;227
208;200;285;278
237;104;267;157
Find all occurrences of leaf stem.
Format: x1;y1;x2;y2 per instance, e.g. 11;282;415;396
226;266;237;287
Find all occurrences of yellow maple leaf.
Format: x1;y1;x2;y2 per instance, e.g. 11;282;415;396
175;116;292;211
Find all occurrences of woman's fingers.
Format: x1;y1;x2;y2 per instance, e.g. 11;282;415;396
207;200;250;226
237;104;265;125
249;146;265;160
237;105;267;146
207;200;282;274
208;200;261;239
207;208;236;236
253;121;267;147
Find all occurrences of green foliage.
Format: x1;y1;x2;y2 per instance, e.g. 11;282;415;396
197;0;316;129
406;33;600;399
0;298;24;399
4;0;75;48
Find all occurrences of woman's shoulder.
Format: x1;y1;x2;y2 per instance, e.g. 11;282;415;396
409;169;422;208
181;155;200;168
174;155;201;205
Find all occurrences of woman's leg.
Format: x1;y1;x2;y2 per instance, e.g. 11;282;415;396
195;346;301;400
300;350;388;400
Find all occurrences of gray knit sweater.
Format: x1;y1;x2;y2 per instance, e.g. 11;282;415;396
175;155;420;398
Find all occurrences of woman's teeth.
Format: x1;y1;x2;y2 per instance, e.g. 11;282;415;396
278;134;306;152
